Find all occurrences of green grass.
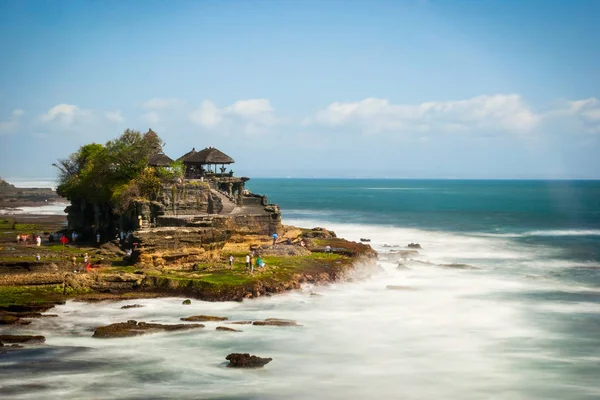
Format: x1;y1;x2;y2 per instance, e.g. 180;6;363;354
0;285;67;307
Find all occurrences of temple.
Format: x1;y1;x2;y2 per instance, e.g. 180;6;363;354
133;133;281;235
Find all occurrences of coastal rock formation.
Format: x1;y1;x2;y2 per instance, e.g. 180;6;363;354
252;318;301;327
181;315;228;322
407;243;422;249
182;299;192;305
0;334;46;344
92;320;204;338
226;353;272;368
302;227;337;239
439;263;479;270
386;285;417;291
120;304;144;309
216;326;240;332
0;178;62;208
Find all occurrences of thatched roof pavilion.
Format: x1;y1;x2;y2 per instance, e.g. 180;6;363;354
179;147;235;177
185;147;234;165
148;153;174;167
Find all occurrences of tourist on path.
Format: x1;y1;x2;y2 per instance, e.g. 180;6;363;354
272;233;278;246
36;235;41;247
245;254;251;269
229;255;234;268
96;233;101;244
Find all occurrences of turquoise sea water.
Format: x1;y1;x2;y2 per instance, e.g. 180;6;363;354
1;178;599;399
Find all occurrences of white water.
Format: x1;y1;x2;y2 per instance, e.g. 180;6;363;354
1;219;599;399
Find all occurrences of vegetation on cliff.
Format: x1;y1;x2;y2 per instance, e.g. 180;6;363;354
53;129;183;234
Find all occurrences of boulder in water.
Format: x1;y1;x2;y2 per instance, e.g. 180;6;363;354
253;318;301;327
386;285;417;291
121;304;144;309
0;334;45;344
182;299;192;305
407;243;422;249
226;353;272;368
93;320;204;338
181;315;228;322
216;326;241;332
438;263;479;270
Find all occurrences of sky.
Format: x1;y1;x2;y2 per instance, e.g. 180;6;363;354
0;0;599;179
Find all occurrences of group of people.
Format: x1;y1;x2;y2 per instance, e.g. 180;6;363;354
225;252;266;272
16;233;42;246
72;252;94;273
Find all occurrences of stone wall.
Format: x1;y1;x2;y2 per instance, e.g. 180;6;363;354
157;181;212;216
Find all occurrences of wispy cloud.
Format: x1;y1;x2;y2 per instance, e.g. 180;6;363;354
308;94;539;135
0;109;25;134
189;98;277;134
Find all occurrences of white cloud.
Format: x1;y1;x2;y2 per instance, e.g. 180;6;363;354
310;94;539;134
142;97;184;110
142;112;160;124
560;98;600;133
0;109;25;134
41;104;90;127
189;100;222;128
105;110;124;123
189;98;276;133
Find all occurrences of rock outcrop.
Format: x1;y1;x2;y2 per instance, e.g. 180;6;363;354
181;315;228;322
92;320;204;338
252;318;301;327
226;353;272;368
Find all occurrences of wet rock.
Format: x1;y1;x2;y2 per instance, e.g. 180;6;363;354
438;263;479;270
396;263;411;270
310;292;323;296
93;320;204;338
386;285;417;291
226;353;272;368
181;315;228;322
0;314;21;325
253;318;301;327
216;326;241;332
121;304;144;309
360;238;371;242
387;250;419;261
0;335;46;344
407;243;422;249
228;321;253;325
182;299;192;305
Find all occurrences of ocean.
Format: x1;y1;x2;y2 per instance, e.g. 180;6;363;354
1;179;599;399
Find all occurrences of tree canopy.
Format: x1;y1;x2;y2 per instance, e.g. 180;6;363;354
55;129;181;213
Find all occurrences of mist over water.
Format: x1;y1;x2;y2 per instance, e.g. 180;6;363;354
1;179;599;399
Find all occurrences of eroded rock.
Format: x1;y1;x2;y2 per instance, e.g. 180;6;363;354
386;285;417;291
182;299;192;305
216;326;240;332
0;335;46;344
93;320;204;338
121;304;144;309
252;318;301;327
181;315;228;322
226;353;272;368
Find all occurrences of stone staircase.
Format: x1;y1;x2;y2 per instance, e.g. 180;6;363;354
210;189;237;215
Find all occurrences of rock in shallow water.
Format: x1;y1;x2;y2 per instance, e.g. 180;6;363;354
181;315;228;322
0;335;46;344
216;326;241;332
226;353;272;368
93;320;204;338
182;299;192;305
252;318;301;327
386;285;417;291
120;304;144;309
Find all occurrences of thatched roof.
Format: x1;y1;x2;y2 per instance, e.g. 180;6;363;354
148;153;174;167
177;147;198;162
183;147;234;165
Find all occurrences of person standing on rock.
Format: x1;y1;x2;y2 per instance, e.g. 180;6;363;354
249;254;254;272
245;254;251;270
272;233;278;246
36;235;41;247
229;255;234;268
96;232;101;244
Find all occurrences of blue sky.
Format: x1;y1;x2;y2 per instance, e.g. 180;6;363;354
1;0;599;179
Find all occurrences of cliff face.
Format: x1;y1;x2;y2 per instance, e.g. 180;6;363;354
0;178;63;208
157;181;212;216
